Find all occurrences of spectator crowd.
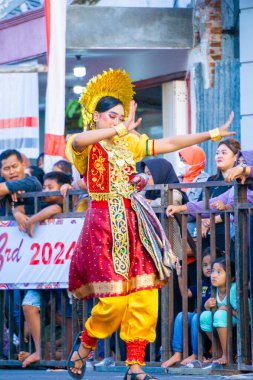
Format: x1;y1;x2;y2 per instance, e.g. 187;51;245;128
1;140;253;369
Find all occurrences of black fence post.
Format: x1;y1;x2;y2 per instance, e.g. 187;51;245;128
234;183;251;367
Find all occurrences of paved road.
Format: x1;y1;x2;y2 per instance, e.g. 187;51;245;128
0;366;253;380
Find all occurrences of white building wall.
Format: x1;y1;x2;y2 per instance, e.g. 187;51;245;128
162;81;188;171
240;1;253;150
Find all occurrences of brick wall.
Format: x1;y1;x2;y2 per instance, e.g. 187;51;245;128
193;0;222;87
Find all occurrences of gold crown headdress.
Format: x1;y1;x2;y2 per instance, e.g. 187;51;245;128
79;68;135;129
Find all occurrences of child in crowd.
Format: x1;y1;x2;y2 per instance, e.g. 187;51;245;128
25;165;45;185
52;156;88;212
161;247;212;368
37;152;44;169
25;171;71;237
52;159;73;179
200;257;237;365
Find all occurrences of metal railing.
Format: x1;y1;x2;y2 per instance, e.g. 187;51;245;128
0;181;252;372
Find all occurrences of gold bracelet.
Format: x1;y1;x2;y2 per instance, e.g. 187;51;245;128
113;123;128;137
209;128;222;142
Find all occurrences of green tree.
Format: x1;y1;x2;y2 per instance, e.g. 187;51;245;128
66;99;83;129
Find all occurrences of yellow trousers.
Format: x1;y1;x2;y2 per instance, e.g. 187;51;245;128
83;289;158;365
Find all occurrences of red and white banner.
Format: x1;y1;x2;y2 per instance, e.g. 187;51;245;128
44;0;67;172
0;61;39;158
0;218;83;289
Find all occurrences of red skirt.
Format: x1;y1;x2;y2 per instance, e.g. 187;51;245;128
69;201;167;299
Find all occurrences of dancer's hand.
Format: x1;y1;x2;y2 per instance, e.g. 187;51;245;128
124;100;142;131
218;111;236;138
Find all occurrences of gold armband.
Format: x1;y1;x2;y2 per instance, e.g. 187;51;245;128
113;123;128;137
209;128;222;142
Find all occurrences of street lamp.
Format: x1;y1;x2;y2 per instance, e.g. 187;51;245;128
73;85;84;95
73;55;86;78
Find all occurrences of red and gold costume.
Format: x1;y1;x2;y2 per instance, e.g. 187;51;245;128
67;133;167;300
66;69;175;367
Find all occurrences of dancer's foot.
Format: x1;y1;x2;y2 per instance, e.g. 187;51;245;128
213;355;227;365
161;352;182;368
21;352;40;368
125;364;157;380
68;343;90;376
180;353;197;365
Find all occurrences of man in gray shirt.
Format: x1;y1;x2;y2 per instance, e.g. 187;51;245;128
0;149;42;217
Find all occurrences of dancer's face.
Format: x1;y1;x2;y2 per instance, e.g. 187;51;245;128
93;104;125;130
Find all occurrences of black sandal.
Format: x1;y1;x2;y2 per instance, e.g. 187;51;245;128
67;332;88;379
124;368;158;380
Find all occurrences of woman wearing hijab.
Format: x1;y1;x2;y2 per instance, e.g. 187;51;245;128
140;158;188;208
178;146;209;204
177;146;209;239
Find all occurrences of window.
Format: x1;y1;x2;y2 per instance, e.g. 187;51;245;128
135;86;163;140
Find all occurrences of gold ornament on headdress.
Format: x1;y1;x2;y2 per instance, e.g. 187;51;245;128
79;68;135;129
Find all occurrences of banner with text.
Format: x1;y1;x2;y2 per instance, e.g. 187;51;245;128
0;218;84;290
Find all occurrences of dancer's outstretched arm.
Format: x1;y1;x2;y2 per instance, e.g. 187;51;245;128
155;112;235;155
